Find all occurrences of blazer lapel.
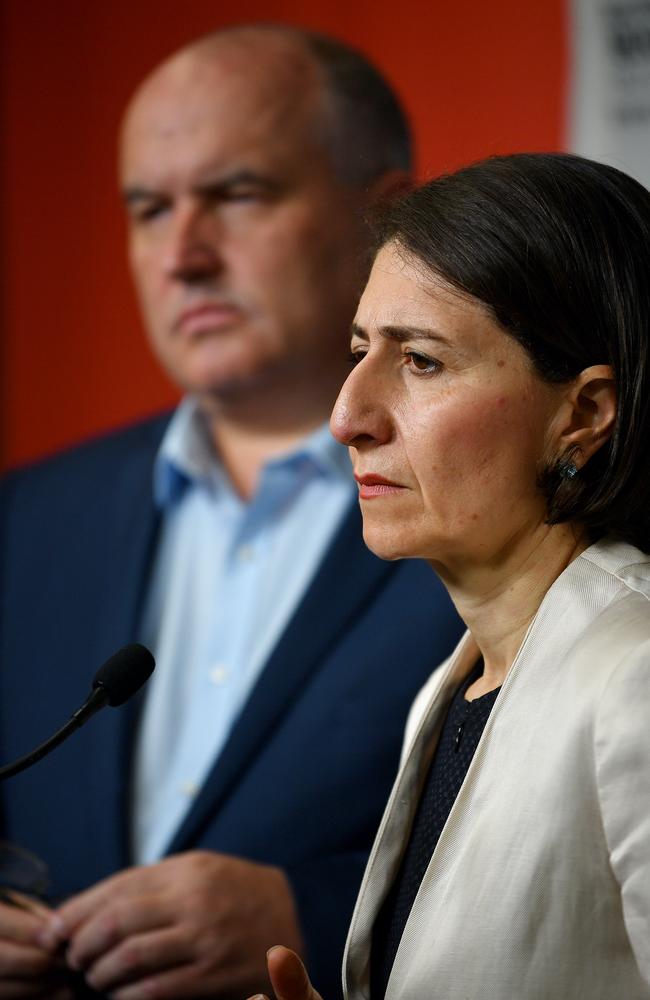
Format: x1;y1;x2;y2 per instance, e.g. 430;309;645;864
80;419;166;874
344;634;476;999
167;500;394;854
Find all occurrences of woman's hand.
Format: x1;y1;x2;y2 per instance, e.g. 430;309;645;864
249;946;323;1000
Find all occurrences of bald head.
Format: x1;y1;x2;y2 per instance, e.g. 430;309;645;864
122;25;412;186
123;29;324;171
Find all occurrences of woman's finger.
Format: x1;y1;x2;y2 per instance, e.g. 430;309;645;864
265;946;324;1000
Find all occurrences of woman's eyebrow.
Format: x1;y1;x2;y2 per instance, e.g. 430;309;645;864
350;322;452;347
380;325;452;346
350;322;369;342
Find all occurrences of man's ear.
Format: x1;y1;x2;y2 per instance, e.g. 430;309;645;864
365;168;412;206
554;364;616;469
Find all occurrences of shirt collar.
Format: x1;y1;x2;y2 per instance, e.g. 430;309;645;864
153;398;221;507
153;397;352;509
270;421;352;482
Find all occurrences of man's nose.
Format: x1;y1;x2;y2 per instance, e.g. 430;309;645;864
162;205;222;282
330;360;392;448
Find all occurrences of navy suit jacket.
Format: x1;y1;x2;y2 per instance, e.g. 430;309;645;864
0;415;463;997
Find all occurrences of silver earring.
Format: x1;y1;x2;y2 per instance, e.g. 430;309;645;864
560;460;578;480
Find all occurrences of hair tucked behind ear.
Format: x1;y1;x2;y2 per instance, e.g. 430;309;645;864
376;153;650;552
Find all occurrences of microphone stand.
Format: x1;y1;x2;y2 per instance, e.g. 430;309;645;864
0;687;108;781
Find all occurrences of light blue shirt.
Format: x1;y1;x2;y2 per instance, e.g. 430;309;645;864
132;398;355;864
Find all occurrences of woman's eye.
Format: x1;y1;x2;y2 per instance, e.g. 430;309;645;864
348;350;367;367
405;351;441;374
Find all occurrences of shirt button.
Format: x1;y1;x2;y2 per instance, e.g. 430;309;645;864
236;544;255;563
209;664;229;685
180;780;199;799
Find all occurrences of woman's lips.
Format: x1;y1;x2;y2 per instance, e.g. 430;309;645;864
354;474;406;499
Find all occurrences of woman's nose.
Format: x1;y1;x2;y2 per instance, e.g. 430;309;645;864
330;360;392;448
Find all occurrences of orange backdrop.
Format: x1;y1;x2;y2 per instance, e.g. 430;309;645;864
1;0;567;469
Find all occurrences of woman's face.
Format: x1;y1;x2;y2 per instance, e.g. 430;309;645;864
330;242;566;571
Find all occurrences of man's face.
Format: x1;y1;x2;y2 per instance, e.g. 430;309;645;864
120;47;370;402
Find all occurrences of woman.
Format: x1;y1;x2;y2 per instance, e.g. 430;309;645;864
251;153;650;1000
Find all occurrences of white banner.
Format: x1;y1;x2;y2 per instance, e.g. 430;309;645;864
569;0;650;190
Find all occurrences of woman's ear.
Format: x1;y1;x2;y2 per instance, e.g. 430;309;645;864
554;364;616;469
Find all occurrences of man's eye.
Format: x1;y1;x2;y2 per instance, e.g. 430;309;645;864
132;203;168;223
221;187;263;203
348;350;366;367
405;351;441;374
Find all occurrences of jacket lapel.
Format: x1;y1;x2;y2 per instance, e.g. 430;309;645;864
167;500;394;854
343;634;476;999
80;418;167;874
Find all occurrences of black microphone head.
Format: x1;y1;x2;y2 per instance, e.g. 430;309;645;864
92;643;155;707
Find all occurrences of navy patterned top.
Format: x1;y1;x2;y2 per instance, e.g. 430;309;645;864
370;661;500;998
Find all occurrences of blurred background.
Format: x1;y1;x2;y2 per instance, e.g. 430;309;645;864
3;0;643;470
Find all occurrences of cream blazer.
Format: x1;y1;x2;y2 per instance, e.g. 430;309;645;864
343;538;650;999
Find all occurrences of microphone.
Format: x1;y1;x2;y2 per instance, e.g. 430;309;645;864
0;643;155;781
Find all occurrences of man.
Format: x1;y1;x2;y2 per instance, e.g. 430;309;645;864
0;25;462;999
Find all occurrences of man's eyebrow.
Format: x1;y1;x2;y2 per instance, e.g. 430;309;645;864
192;169;282;196
122;170;281;207
350;322;452;347
203;169;278;188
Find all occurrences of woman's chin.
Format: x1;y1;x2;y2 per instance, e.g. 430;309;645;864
362;527;423;563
